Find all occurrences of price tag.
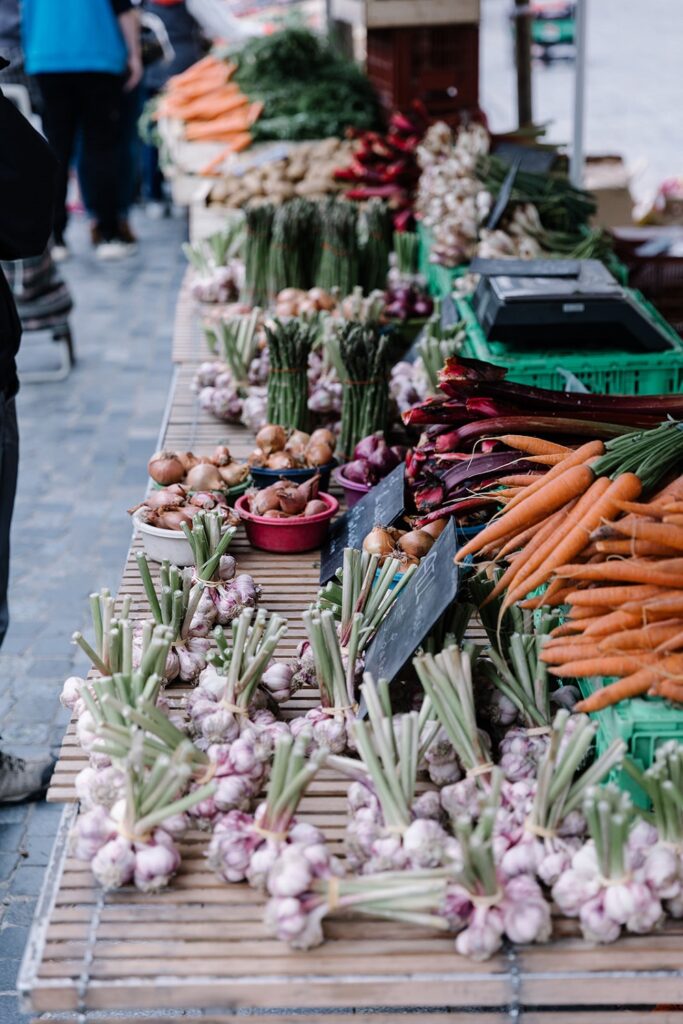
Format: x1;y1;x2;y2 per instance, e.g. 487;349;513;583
364;518;460;686
319;463;405;584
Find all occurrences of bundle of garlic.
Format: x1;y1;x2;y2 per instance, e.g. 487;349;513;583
202;307;263;385
181;510;259;626
208;730;326;887
498;710;626;888
186;606;287;750
71;736;215;893
135;554;212;683
633;742;683;918
332;675;457;874
69;588;133;679
443;769;552;961
552;785;663;944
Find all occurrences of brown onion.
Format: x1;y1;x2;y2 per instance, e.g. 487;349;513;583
141;488;186;511
262;509;289;519
256;424;287;455
250;484;283;516
177;451;199;472
247;448;266;468
305;441;333;467
185;463;225;491
189;491;226;509
363;526;395;558
267;451;295;470
279;488;306;516
309;428;336;452
211;445;232;466
420;519;447;540
219;462;249;488
296;475;320;503
398;529;434;560
148;450;185;486
304;499;328;517
150;507;196;531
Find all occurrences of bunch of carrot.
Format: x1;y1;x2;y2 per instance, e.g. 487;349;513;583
455;421;683;711
155;55;260;153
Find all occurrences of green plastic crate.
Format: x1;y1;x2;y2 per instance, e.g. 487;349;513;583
457;294;683;395
578;677;683;808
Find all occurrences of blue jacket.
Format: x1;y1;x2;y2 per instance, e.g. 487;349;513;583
23;0;128;76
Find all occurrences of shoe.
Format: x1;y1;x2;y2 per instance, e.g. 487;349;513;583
117;219;138;245
52;243;69;263
145;201;168;220
95;237;137;261
0;750;56;804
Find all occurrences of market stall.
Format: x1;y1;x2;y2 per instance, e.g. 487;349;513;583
17;23;683;1022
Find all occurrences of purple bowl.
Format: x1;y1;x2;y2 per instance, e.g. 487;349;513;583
334;465;372;508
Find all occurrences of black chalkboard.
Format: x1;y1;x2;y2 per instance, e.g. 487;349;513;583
319;463;406;584
363;518;460;686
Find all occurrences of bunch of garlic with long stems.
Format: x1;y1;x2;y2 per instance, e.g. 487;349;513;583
187;606;287;751
634;742;683;917
135;554;212;683
443;770;552;960
181;510;259;627
74;626;173;760
208;730;326;888
316;547;418;654
331;675;457;874
72;734;215;893
414;647;494;824
290;607;362;753
499;711;626;887
552;785;663;943
61;589;135;713
265;866;450;951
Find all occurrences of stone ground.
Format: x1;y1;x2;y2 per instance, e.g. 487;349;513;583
0;210;186;1021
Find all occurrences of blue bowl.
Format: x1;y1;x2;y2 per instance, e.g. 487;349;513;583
249;460;336;491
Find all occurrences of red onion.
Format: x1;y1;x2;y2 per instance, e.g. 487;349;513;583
342;459;372;485
353;432;384;461
367;442;400;479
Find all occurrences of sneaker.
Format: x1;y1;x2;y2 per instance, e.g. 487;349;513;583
145;201;168;220
52;243;69;263
0;750;56;804
95;238;136;261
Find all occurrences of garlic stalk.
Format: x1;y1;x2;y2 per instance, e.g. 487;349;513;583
72;588;133;675
482;630;552;731
634;743;683;916
414;646;492;782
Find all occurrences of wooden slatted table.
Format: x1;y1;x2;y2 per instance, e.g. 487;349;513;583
19;290;683;1021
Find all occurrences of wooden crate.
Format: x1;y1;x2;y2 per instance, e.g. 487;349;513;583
330;0;480;29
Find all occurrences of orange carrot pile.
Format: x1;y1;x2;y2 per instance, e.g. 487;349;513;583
155;55;259;152
456;423;683;713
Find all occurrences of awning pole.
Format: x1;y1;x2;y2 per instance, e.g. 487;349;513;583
570;0;588;186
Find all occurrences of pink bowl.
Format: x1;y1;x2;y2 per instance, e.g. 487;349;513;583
334;465;372;508
235;492;339;553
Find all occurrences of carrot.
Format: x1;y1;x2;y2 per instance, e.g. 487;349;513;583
595;539;681;557
497;440;605;517
655;628;683;654
664;515;683;527
518;579;577;609
525;454;570;466
493;507;567;560
495;435;570;456
622;593;683;619
200;146;232;176
496;474;546;487
581;609;643;637
479;505;579;605
599;621;683;652
611;520;683;553
566;585;665;607
612;499;666;517
573;666;666;712
501;473;643;611
568;605;610;620
650;679;683;702
540;643;609;665
455;463;595;563
550;653;657;679
550;618;603;638
554;559;683;587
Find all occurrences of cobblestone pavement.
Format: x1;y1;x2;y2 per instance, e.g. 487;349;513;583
0;210;186;1021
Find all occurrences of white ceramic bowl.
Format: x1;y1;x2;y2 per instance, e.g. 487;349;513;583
132;510;195;566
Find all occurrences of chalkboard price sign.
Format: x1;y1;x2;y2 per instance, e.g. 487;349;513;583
364;518;460;686
319;463;405;584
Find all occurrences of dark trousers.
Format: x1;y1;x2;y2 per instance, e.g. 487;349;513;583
35;72;124;242
0;394;18;648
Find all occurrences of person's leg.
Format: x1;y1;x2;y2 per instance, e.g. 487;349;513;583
78;72;124;243
0;393;18;648
33;74;79;248
0;394;56;803
118;82;143;221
